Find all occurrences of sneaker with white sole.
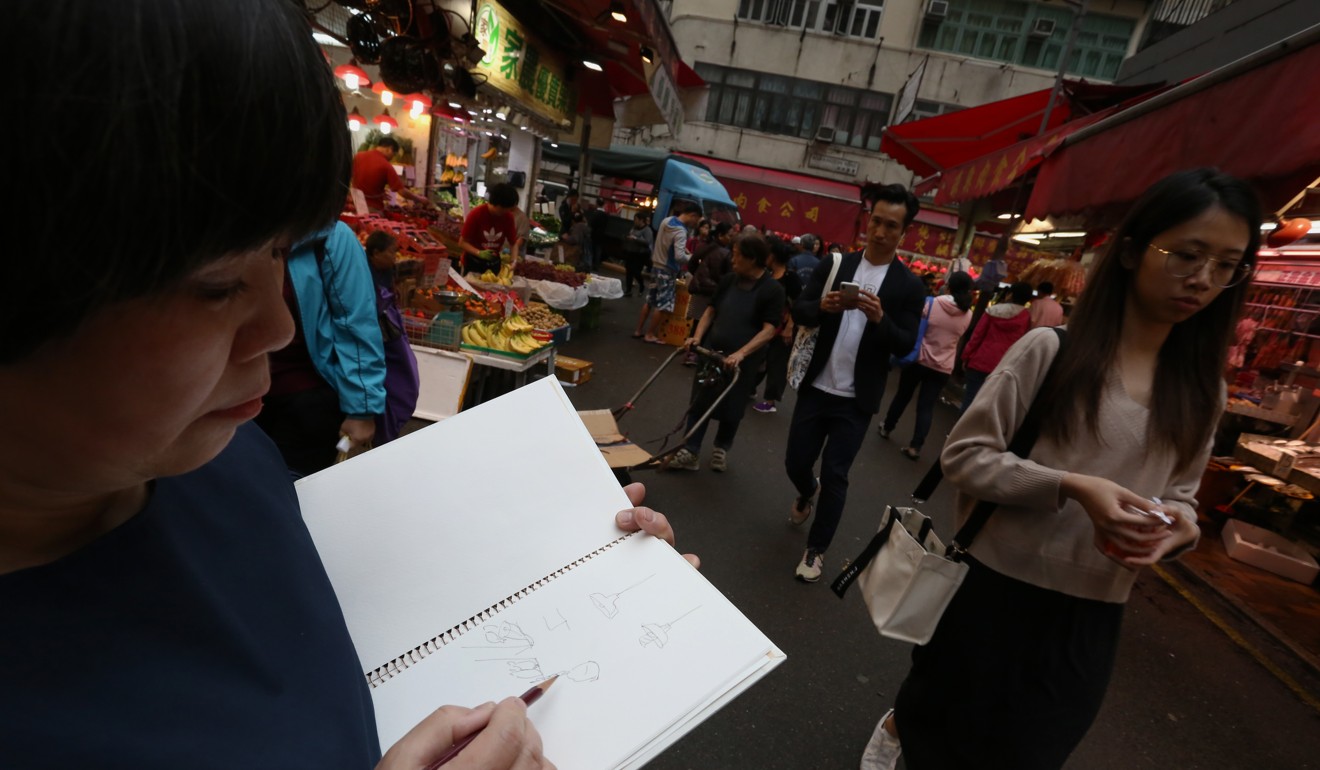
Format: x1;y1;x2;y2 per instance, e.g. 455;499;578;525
789;478;819;526
860;709;902;770
877;424;892;439
752;401;777;413
669;448;700;471
711;447;728;472
795;549;824;582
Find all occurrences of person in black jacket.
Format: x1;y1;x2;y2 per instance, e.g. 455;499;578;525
784;185;928;582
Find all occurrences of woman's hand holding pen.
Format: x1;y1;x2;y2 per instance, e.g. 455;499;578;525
377;698;554;770
616;482;700;569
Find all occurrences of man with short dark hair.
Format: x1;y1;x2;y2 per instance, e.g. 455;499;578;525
459;182;523;275
784;184;928;582
585;197;610;273
635;200;702;343
351;137;434;212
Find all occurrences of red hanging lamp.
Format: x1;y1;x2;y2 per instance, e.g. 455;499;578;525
371;80;396;106
374;107;398;134
347;107;367;132
333;59;371;91
404;93;433;119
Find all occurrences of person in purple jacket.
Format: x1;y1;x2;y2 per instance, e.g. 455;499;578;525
364;231;421;444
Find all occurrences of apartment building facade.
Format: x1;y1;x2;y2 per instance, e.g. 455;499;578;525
617;0;1155;187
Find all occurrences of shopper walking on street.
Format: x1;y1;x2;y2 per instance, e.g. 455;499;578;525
959;281;1034;412
635;201;702;343
787;233;822;288
622;212;653;297
877;270;975;460
783;185;928;582
668;234;784;473
753;236;804;414
863;168;1258;770
684;222;734;363
1029;280;1066;328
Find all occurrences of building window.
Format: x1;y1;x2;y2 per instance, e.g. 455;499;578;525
917;0;1134;80
902;99;961;123
696;62;893;148
736;0;885;41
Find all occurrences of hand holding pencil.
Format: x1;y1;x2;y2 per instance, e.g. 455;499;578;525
374;677;558;770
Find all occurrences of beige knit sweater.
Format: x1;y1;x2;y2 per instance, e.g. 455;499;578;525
941;327;1210;603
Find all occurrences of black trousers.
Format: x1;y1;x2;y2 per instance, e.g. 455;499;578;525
623;251;648;295
254;386;342;478
894;558;1124;770
752;335;791;403
881;363;950;451
684;359;756;453
783;386;873;553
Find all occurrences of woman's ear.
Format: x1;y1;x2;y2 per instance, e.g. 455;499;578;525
1118;237;1139;269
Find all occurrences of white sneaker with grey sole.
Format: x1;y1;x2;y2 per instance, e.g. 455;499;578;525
860;709;902;770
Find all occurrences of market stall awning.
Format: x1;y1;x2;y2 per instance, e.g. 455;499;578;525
880;82;1152;178
1026;34;1320;219
932;100;1141;207
540;142;707;183
675;153;860;244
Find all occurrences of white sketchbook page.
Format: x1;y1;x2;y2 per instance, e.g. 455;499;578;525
369;533;775;768
297;377;632;672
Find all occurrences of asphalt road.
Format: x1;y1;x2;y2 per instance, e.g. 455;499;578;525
531;294;1320;769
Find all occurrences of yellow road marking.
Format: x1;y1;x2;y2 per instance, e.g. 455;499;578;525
1152;564;1320;712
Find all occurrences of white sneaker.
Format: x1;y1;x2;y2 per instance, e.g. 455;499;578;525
794;549;824;582
711;447;728;472
860;709;902;770
668;448;699;471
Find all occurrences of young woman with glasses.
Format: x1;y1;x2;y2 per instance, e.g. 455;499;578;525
862;168;1259;770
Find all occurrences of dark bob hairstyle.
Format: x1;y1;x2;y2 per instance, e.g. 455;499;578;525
8;0;351;362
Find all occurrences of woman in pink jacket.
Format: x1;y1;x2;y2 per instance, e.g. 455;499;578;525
959;281;1034;413
878;272;975;460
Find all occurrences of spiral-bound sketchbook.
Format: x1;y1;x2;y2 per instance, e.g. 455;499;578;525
296;377;784;768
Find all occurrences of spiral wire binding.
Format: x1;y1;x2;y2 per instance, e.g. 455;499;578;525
365;531;638;687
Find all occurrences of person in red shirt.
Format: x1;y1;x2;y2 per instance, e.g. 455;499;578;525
459;182;523;275
351;137;433;212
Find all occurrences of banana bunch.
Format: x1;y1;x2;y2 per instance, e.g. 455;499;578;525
461;315;546;355
478;266;514;286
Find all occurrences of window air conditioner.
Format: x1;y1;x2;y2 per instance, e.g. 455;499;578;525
814;125;836;143
925;0;949;21
1029;18;1056;38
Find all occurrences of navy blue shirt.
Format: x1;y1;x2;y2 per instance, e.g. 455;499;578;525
0;424;380;769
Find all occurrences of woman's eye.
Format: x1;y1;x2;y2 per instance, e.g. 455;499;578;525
196;282;248;301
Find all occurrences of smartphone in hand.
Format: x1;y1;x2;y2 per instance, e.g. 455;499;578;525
840;281;860;299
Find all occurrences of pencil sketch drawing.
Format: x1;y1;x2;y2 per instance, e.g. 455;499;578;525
589;574;655;619
463;621;534;655
639;606;701;649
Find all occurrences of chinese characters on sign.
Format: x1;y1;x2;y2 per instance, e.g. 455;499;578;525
649;63;684;136
473;0;574;125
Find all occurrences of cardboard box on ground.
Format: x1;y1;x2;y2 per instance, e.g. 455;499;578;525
659;282;693;346
577;409;653;469
1222;519;1320;584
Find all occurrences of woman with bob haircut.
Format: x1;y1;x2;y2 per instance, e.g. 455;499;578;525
1;2;690;767
861;168;1261;770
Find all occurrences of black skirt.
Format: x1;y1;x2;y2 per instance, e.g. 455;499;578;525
893;557;1125;770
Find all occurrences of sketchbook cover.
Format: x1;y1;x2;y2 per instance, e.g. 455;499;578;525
296;377;782;767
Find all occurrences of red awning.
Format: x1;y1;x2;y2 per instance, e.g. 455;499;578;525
881;82;1155;178
675;153;861;244
933;96;1160;206
1026;38;1320;219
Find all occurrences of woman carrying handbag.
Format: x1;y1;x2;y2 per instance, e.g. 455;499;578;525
862;168;1260;770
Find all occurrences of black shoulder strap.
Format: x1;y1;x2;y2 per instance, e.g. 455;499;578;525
948;327;1068;554
908;328;1068;553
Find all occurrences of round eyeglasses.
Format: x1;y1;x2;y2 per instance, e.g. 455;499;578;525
1148;244;1253;288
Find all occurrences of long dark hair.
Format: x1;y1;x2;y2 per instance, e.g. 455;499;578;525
8;0;350;362
1046;168;1261;473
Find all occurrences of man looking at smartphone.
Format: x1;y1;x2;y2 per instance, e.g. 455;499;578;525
783;185;928;582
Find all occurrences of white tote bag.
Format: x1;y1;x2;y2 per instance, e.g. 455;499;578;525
830;506;968;645
787;252;842;390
